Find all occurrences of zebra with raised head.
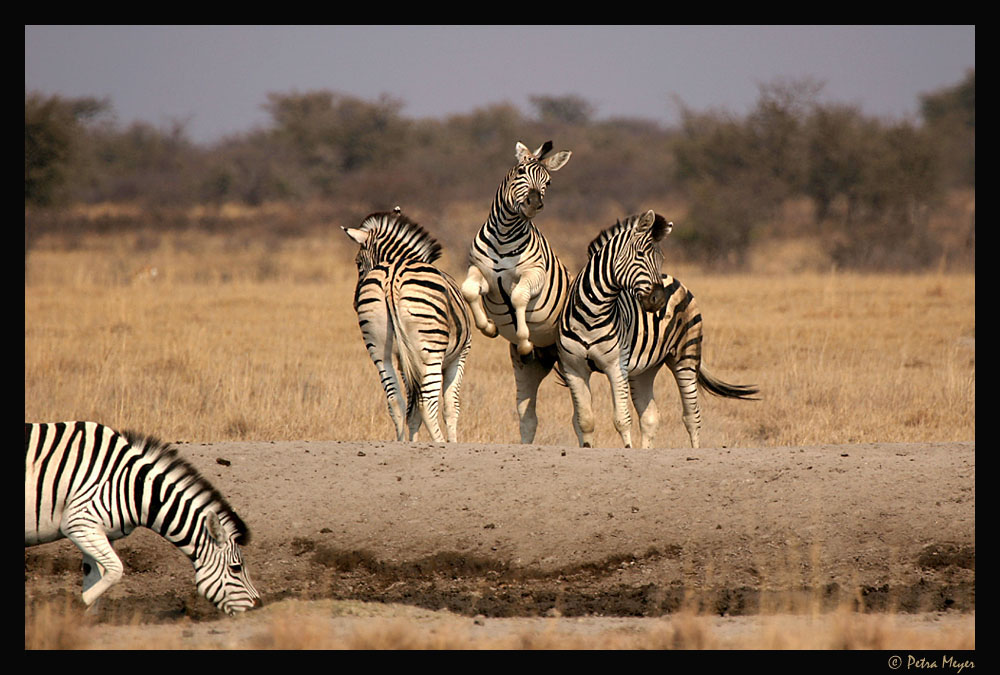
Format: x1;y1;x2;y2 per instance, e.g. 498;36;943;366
25;421;261;615
557;210;758;449
344;208;472;442
461;141;573;443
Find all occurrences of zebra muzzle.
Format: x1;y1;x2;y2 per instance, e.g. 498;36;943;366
640;285;667;312
521;189;544;216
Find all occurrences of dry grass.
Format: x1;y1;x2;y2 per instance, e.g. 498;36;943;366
25;228;974;449
25;597;974;650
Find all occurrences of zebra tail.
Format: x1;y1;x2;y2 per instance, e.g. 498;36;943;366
385;287;422;409
697;367;760;400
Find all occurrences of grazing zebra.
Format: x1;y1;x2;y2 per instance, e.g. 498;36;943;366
557;210;758;449
24;421;261;615
344;208;472;442
461;141;573;443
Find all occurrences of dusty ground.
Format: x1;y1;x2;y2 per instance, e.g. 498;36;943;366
25;439;975;647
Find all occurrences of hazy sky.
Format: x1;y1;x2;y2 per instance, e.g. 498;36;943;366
25;25;975;145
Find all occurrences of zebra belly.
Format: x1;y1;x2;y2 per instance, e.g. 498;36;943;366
484;295;561;347
25;469;65;545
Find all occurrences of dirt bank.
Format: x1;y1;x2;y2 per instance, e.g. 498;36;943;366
25;440;975;644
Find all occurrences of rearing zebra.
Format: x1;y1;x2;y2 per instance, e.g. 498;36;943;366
557;210;758;449
461;141;573;443
25;421;261;615
344;208;472;442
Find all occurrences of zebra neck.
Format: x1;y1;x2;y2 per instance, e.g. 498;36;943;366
485;199;533;244
570;265;623;327
125;453;222;560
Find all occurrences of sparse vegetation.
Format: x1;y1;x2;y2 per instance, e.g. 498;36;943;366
25;71;975;270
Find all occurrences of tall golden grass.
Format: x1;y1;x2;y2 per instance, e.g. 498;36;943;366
25;226;974;448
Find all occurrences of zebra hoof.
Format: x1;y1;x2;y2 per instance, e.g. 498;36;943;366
482;322;498;338
582;442;591;448
517;339;534;356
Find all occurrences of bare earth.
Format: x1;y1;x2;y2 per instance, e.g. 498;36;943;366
25;439;975;648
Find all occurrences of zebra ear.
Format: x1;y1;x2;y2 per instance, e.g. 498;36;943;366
652;215;673;242
343;227;368;247
533;140;554;158
541;150;572;172
515;142;534;163
635;209;657;234
205;511;226;545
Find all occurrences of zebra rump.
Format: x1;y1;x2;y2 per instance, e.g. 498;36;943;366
344;208;471;443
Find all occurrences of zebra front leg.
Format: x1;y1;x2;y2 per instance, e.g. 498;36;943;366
629;370;659;449
461;266;498;338
65;521;124;608
509;268;545;356
561;359;596;448
605;363;635;448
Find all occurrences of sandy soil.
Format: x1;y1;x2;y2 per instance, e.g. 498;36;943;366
25;439;975;647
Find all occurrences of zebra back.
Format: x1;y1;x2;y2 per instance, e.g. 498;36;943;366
345;210;442;270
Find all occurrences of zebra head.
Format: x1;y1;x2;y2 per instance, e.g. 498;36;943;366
193;510;262;615
502;141;572;220
343;209;442;279
604;210;673;313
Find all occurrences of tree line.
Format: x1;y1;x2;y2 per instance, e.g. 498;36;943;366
25;71;974;269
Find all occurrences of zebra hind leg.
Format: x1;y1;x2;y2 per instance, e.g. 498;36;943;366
441;346;470;443
629;370;660;449
416;362;447;442
510;343;556;444
672;365;703;449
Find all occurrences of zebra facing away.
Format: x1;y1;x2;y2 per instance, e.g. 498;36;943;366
344;208;472;442
461;141;573;443
25;421;261;615
557;210;758;449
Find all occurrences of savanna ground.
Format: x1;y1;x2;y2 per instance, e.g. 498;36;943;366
25;202;975;650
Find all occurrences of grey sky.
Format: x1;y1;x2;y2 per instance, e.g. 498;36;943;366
25;25;975;145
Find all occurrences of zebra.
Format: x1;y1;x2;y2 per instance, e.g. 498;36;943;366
343;208;472;442
557;210;758;449
461;141;573;443
25;421;261;615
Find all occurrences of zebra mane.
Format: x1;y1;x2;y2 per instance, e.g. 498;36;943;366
121;429;252;546
357;210;443;264
586;212;672;258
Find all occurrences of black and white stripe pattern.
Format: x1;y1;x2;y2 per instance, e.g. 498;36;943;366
344;208;472;442
24;421;261;614
557;210;758;449
461;141;573;443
